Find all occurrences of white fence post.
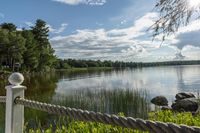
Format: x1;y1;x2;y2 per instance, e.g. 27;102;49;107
5;72;26;133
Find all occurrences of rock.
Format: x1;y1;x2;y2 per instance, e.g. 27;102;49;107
161;106;172;111
151;96;168;106
171;98;198;112
175;92;195;101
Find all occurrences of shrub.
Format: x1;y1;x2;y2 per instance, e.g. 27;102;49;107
26;111;200;133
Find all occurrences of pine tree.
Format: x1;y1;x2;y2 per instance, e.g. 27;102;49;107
31;19;56;71
21;30;39;71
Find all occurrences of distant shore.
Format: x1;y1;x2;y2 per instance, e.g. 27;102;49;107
1;60;200;74
56;67;113;72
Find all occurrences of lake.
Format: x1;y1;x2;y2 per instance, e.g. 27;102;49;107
0;65;200;130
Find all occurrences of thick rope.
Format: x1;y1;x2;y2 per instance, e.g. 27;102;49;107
0;96;6;103
15;97;200;133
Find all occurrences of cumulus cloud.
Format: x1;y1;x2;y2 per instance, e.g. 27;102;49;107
150;19;200;61
174;30;200;49
107;12;158;39
182;45;200;60
52;0;107;5
50;12;160;61
169;20;200;50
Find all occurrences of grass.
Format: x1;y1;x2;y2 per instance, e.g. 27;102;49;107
24;110;200;133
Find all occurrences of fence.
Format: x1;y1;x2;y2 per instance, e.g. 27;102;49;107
1;72;200;133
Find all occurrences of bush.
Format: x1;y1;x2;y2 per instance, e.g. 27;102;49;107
26;121;147;133
26;111;200;133
149;110;200;126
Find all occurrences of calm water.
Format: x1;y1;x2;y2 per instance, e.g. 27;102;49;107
0;65;200;130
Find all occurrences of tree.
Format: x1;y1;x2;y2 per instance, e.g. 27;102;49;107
0;20;57;72
7;31;26;71
0;29;9;67
0;23;17;32
0;26;26;71
31;19;56;71
31;19;49;46
151;0;199;39
21;30;39;71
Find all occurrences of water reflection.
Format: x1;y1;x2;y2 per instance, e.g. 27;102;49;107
175;65;200;92
0;65;200;131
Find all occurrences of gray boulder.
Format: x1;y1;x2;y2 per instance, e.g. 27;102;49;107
175;92;195;101
151;96;168;106
171;98;198;112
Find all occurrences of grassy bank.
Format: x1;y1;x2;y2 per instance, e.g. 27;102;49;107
25;111;200;133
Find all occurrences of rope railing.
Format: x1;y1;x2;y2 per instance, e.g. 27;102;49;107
0;96;6;103
2;73;200;133
14;97;200;133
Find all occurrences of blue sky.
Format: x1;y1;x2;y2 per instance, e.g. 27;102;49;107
0;0;200;62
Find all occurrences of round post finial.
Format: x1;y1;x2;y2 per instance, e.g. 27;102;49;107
8;72;24;86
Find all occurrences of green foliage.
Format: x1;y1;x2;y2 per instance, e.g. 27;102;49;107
0;27;26;71
25;119;146;133
24;111;200;133
31;19;56;71
149;110;200;126
0;19;56;72
21;30;39;71
0;23;17;31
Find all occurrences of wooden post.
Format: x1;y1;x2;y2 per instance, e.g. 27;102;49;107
5;72;26;133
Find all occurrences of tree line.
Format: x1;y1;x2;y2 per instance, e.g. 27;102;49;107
0;19;56;72
55;59;200;69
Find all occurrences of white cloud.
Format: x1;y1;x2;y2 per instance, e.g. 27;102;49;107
52;0;107;5
50;12;162;61
107;12;158;39
48;23;68;34
182;45;200;60
50;29;145;60
169;19;200;49
178;20;200;33
153;19;200;57
47;11;200;62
